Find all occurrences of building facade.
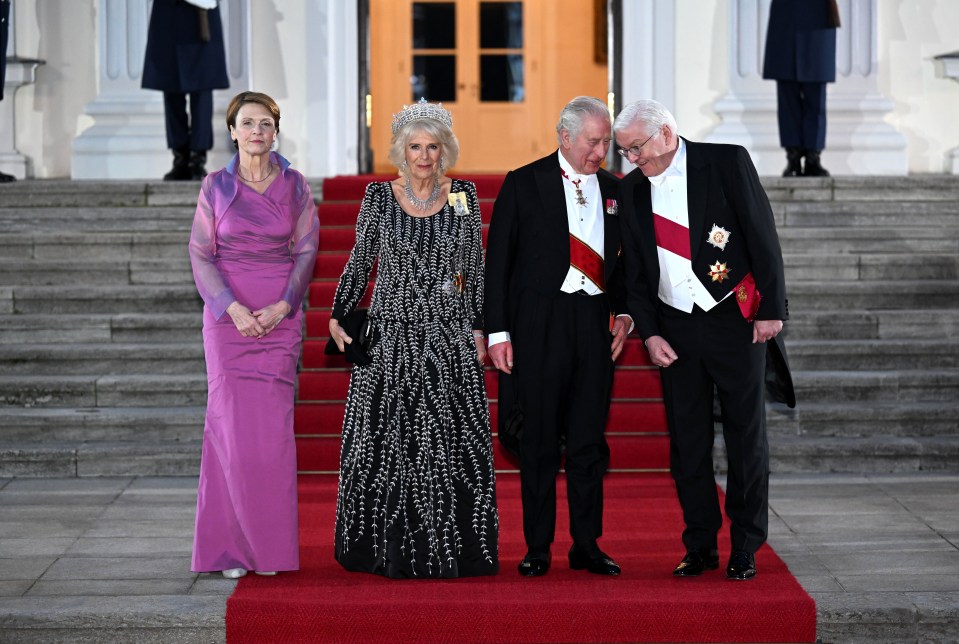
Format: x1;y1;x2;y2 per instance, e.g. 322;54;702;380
3;0;958;179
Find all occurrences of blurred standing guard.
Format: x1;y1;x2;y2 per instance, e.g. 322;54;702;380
142;0;230;181
485;96;631;578
762;0;840;177
614;99;794;581
0;0;14;182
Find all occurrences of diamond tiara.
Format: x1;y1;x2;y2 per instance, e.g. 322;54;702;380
391;98;453;134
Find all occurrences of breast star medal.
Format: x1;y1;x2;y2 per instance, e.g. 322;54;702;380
706;224;731;250
708;261;730;283
448;191;469;216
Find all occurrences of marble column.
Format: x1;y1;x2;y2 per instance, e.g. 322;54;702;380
71;0;250;180
934;51;959;174
705;0;907;176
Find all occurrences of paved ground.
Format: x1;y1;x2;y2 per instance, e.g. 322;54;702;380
0;473;957;643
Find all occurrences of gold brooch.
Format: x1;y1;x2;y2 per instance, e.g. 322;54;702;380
708;261;730;283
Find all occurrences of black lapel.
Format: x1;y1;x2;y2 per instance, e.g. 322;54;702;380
598;170;620;277
533;152;570;260
684;139;710;258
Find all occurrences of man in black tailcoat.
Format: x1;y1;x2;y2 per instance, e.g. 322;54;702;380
485;96;630;577
142;0;229;180
613;99;794;581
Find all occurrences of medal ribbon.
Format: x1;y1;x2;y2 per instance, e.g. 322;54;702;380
652;212;691;260
569;234;605;291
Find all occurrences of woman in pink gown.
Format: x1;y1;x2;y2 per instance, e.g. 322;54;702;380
188;91;319;578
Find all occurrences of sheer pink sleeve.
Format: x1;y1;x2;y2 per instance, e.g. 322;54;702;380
189;177;237;320
280;173;320;314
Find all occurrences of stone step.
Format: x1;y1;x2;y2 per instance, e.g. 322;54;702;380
0;375;208;408
778;200;959;228
0;441;202;477
776;227;959;254
0;343;204;375
0;258;194;287
790;369;959;403
0;313;203;344
6;285;201;314
764;435;959;474
0;178;323;208
0;232;190;261
786;280;959;310
0;406;204;442
786;340;959;370
785;309;959;340
0;206;193;233
776;400;959;437
783;253;959;281
762;175;959;203
0;596;225;644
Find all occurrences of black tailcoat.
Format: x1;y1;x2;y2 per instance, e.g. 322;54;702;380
485;151;624;549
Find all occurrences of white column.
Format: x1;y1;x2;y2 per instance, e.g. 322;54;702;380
300;0;359;178
71;0;251;180
618;0;676;112
705;0;907;176
935;52;959;174
1;0;41;179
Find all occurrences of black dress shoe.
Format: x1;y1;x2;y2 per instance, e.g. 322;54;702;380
568;544;621;576
518;551;551;577
0;171;16;183
672;548;720;577
726;549;757;580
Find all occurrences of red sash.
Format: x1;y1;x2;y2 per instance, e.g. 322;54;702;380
652;213;691;260
733;272;762;321
569;234;605;291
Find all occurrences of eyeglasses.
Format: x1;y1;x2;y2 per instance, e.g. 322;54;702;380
616;129;659;158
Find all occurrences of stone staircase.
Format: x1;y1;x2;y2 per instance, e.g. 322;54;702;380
0;176;957;477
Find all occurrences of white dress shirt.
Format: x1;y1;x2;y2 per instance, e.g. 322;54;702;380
651;139;726;313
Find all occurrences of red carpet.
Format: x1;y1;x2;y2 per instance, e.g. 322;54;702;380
226;474;816;643
225;174;816;642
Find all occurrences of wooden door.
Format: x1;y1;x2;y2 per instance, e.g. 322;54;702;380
370;0;608;174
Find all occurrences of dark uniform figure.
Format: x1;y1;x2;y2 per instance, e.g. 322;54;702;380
1;0;15;182
762;0;840;177
142;0;229;180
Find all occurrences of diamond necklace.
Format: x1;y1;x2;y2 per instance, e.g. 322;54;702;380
404;176;441;211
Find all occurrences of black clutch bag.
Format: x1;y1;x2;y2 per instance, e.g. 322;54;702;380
324;308;375;366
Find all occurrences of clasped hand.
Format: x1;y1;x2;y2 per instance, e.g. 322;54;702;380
228;300;291;339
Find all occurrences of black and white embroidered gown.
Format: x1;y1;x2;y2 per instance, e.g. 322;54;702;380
331;180;498;578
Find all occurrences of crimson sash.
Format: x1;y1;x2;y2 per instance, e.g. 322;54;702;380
652;213;691;260
569;234;605;291
733;272;762;321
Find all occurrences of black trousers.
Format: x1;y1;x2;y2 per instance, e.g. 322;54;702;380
658;296;769;554
513;291;613;553
776;80;827;151
163;90;214;151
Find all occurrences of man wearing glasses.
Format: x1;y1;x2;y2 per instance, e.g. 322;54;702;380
613;99;793;581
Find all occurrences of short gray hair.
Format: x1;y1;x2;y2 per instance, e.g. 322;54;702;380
613;99;678;138
556;96;611;146
387;118;460;175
